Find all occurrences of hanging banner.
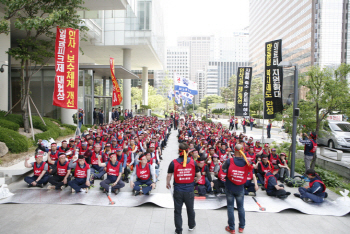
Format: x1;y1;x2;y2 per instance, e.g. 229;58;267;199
235;67;252;117
264;39;283;119
53;27;79;109
110;57;123;106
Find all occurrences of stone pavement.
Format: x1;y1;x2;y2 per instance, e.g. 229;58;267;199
0;128;350;234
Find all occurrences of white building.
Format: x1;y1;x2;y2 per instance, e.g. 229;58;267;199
166;47;190;80
1;0;165;124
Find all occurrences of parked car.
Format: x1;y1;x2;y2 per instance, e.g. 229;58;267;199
317;120;350;150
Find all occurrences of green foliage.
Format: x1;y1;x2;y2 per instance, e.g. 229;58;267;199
299;65;350;134
294;159;347;189
0;111;24;126
61;124;77;132
119;116;125;122
250;77;264;115
0;119;20;131
200;95;225;108
201;116;212;123
251;114;263;119
270;142;304;158
0;127;32;153
140;105;151;110
220;75;236;103
152;113;165;118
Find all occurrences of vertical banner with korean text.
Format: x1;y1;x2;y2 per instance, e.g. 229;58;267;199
53;27;79;109
264;39;283;119
235;67;252;117
110;57;123;106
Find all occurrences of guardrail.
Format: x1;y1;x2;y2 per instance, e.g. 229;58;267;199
320;147;343;161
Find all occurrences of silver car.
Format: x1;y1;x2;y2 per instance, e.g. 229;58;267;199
317;120;350;149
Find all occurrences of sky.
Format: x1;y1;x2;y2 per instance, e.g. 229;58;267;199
162;0;250;47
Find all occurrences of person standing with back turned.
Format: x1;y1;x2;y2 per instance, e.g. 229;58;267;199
223;144;253;234
167;143;201;234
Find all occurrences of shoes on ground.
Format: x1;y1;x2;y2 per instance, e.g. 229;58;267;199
225;226;235;234
114;189;120;195
294;193;301;198
188;225;196;231
239;228;244;233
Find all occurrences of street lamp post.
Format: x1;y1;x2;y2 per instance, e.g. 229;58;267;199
278;61;299;178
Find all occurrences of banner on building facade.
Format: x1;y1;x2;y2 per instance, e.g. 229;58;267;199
110;57;123;106
235;67;252;117
53;27;79;109
264;39;283;119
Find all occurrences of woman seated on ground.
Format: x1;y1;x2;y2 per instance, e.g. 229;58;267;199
97;153;125;195
294;169;327;203
130;153;156;196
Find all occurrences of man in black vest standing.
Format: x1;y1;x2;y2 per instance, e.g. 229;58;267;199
167;143;201;234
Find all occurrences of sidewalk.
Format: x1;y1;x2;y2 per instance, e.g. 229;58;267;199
0;128;350;234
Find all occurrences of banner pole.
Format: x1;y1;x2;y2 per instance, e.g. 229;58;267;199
262;73;265;144
75;29;80;136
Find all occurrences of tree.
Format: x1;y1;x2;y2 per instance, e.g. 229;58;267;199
1;0;88;132
220;75;236;104
200;95;225;108
299;65;350;169
131;85;166;111
250;77;264;115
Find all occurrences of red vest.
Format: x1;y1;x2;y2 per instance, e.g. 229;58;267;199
218;165;226;182
246;152;256;164
173;158;195;184
278;158;288;166
57;161;69;176
218;150;226;163
34;162;46;176
106;161;120;176
48;150;59;164
227;158;249;185
209;161;215;172
74;162;90;178
259;161;273;173
136;163;151;181
309;179;326;193
91;151;100;165
269;154;280;165
254;146;262;154
127;152;133;164
264;173;276;189
79;147;88;156
197;166;206;185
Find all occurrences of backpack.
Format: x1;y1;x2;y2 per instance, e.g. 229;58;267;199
285;176;305;188
310;140;317;153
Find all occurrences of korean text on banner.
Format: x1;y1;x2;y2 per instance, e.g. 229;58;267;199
264;39;283;119
235;67;252;117
53;27;79;109
110;57;123;106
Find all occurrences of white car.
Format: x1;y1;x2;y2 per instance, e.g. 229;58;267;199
317;120;350;150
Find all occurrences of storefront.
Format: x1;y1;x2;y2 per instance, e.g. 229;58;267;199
10;65;138;125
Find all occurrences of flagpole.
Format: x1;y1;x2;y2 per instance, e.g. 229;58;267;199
75;29;80;136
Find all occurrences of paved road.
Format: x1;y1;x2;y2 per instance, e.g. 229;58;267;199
1;128;350;234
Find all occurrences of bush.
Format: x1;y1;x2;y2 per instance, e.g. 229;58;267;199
0;119;20;131
141;105;151;110
251;114;263;119
152;113;165;118
0;111;24;126
119;116;125;122
0;127;32;153
61;124;77;132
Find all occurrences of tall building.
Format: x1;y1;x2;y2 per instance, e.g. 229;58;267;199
177;36;211;103
207;61;250;95
176;33;249;102
166;47;190;80
249;0;349;101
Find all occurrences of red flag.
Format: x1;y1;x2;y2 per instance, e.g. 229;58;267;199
53;27;79;109
110;57;123;106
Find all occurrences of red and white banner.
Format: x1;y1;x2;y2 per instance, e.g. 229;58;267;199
110;57;122;106
53;27;79;109
327;115;342;121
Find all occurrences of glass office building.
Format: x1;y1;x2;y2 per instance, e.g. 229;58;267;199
249;0;350;101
